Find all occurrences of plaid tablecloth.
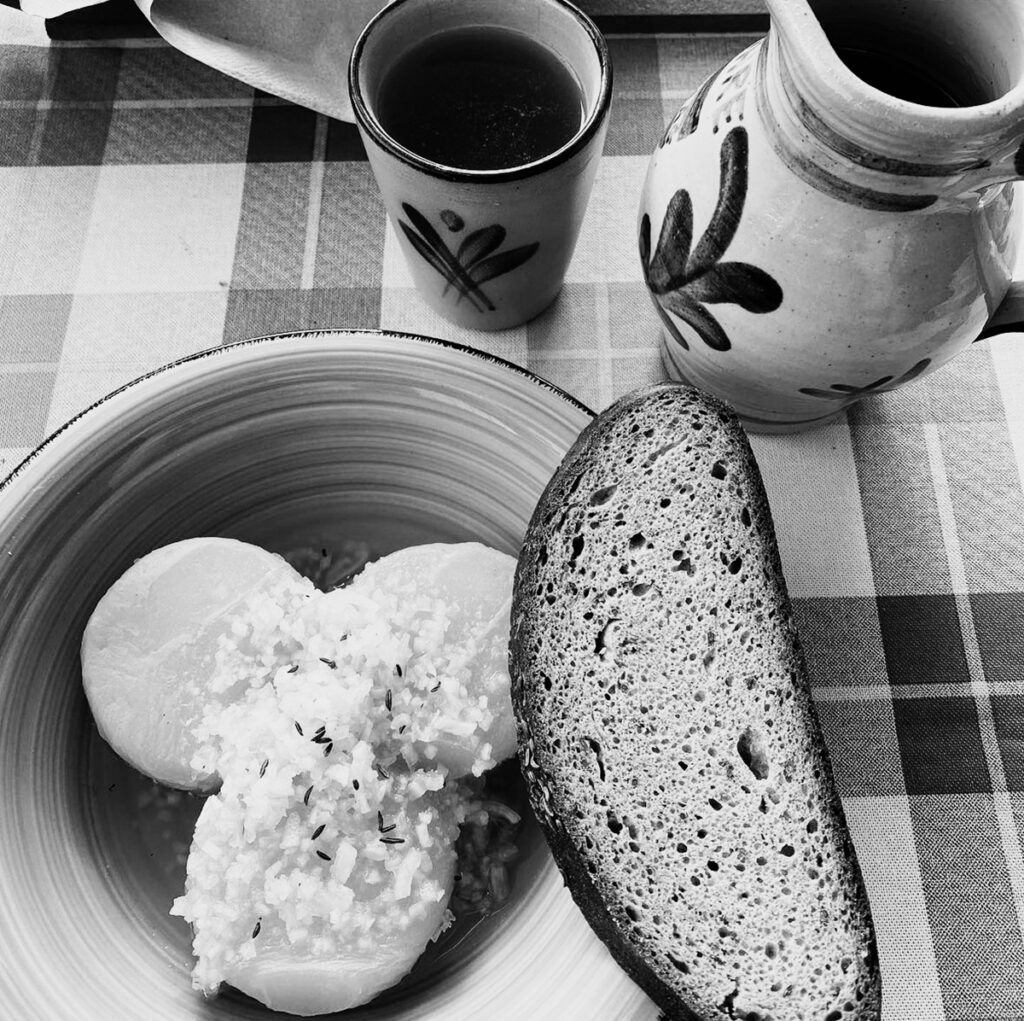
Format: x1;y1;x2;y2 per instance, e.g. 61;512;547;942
3;10;1024;1021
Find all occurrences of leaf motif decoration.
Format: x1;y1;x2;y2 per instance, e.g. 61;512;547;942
900;358;930;384
443;224;507;297
400;215;493;312
639;213;652;271
469;243;541;285
457;225;506;267
440;209;464;232
647;190;693;294
641;123;782;355
654;300;690;352
799;381;881;401
798;386;847;400
398;203;537;312
402;202;450;258
661;290;731;352
863;377;896;391
687;126;748;277
685;263;783;313
641;214;691;349
400;221;454;283
798;359;931;403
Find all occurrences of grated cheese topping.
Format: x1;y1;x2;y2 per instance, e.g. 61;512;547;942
171;549;515;1000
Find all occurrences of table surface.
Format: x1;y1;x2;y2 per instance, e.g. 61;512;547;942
3;11;1024;1021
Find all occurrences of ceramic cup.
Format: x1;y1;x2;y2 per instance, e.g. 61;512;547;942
349;0;612;331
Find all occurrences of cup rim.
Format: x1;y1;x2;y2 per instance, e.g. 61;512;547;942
347;0;613;184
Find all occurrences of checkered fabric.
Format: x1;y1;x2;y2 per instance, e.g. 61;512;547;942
2;18;1024;1021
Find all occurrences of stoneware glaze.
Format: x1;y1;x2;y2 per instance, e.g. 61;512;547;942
640;0;1024;431
0;331;660;1020
350;0;612;331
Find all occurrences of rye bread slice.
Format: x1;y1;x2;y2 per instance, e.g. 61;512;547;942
509;383;881;1021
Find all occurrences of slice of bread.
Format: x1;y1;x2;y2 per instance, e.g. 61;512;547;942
509;383;881;1021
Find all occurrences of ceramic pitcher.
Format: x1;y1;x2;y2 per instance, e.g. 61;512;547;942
640;0;1024;431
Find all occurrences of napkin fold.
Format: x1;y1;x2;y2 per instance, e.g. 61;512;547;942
137;0;387;121
21;0;388;121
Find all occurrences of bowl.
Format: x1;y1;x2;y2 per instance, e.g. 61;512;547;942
0;330;658;1021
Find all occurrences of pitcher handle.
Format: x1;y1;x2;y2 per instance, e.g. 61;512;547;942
980;280;1024;340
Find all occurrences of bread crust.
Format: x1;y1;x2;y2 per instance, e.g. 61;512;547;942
510;383;881;1021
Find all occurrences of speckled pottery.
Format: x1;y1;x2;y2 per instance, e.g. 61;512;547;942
640;0;1024;431
350;0;612;331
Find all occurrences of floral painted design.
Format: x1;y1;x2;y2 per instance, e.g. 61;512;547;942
398;202;539;313
798;358;931;405
640;127;782;352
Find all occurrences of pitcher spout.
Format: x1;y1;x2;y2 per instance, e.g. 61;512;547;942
763;0;1024;196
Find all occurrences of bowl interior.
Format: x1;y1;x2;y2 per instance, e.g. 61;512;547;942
0;331;592;1021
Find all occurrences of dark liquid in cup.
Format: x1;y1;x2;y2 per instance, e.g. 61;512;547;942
375;25;585;171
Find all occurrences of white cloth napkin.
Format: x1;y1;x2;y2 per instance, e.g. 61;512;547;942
21;0;388;121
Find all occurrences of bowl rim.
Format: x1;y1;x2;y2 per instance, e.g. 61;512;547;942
0;328;595;496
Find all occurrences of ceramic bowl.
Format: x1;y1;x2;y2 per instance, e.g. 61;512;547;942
0;331;654;1020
